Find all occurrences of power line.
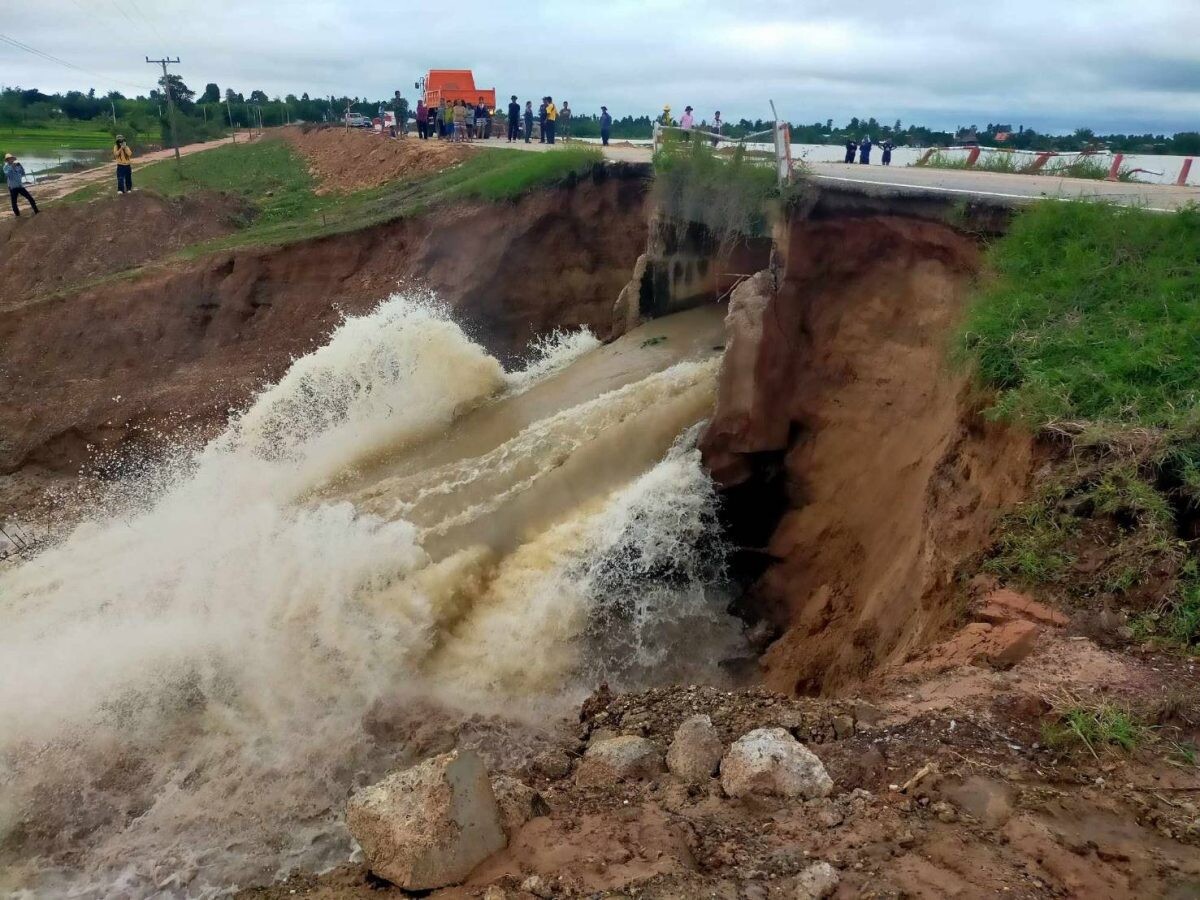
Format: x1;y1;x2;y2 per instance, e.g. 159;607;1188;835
124;0;167;46
0;31;152;92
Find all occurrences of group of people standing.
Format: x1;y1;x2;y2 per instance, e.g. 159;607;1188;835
843;136;895;165
4;134;135;218
409;95;582;145
412;97;494;141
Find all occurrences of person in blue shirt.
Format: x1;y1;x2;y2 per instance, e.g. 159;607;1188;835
881;139;895;166
600;106;613;146
859;136;873;164
4;153;38;217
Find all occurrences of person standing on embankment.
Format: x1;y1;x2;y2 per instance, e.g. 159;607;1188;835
600;106;612;146
544;97;558;144
113;136;134;194
507;95;521;142
416;100;428;139
559;101;571;141
4;153;38;217
859;136;873;164
524;101;534;144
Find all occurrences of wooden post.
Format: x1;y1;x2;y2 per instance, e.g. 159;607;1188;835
1177;158;1194;187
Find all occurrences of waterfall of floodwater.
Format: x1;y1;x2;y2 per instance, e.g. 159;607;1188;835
0;293;743;897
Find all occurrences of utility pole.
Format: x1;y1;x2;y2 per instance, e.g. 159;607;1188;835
225;98;236;143
147;56;182;163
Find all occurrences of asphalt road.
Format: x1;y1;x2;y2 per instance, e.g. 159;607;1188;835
492;139;1199;211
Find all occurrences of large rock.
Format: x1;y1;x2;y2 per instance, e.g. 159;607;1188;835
720;727;833;800
795;861;840;899
491;774;550;839
575;736;665;787
346;749;506;890
666;714;724;782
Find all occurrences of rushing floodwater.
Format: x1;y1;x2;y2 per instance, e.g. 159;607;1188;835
0;294;743;897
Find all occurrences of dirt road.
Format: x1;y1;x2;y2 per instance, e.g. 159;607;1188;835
488;139;1200;210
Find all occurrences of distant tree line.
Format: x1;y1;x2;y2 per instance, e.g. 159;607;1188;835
3;82;1198;156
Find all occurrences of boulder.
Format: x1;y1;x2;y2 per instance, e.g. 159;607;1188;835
666;714;724;782
491;775;550;839
530;748;573;779
795;861;840;899
720;727;833;800
346;749;506;890
575;735;665;787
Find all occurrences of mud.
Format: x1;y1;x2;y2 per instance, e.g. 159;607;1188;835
702;216;1034;696
0;191;251;306
0;168;647;481
240;630;1200;900
284;125;471;194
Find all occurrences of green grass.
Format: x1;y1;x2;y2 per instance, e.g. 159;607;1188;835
64;138;605;257
960;201;1200;428
1;121;126;157
1042;698;1150;757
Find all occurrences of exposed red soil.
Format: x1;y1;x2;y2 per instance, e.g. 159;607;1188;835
702;216;1035;696
239;626;1200;900
283;125;470;194
0;169;647;481
0;191;251;306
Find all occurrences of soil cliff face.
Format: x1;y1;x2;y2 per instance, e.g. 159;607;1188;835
0;171;647;478
702;216;1034;695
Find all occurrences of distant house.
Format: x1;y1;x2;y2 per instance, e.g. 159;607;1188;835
994;131;1011;142
954;128;980;146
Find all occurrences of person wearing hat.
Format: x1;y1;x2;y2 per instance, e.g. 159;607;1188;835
507;95;521;142
113;135;134;194
660;104;672;126
3;153;38;217
679;105;695;142
599;105;612;146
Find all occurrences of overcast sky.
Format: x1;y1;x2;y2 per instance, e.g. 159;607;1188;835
4;0;1198;133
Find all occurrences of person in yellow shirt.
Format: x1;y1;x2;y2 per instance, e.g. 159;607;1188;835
544;96;558;145
113;135;134;194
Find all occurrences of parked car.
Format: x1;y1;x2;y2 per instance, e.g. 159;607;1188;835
344;113;372;128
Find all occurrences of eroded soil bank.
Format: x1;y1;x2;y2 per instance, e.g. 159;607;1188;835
701;215;1035;696
0;167;647;484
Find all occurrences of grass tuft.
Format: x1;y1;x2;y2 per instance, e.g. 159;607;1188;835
1042;691;1151;757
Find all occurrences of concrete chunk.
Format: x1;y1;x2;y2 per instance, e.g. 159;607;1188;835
346;749;505;890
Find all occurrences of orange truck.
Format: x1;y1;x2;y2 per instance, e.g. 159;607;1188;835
419;70;496;111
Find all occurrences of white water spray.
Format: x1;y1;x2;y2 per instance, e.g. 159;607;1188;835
0;293;739;897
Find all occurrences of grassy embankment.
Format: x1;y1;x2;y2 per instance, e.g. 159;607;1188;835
67;136;603;255
959;200;1200;649
920;149;1138;181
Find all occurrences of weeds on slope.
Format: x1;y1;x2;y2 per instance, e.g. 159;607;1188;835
962;201;1200;650
652;134;779;251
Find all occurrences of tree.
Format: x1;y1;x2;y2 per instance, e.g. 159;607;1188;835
249;89;268;103
201;82;220;103
225;88;244;104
